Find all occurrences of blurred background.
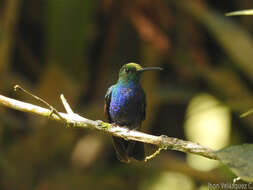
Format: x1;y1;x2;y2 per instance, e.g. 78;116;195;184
0;0;253;189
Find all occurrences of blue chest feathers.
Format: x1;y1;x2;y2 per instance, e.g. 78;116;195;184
109;83;145;127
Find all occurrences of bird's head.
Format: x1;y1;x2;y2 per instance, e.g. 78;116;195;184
118;63;162;84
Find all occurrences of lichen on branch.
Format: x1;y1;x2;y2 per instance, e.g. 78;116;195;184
0;86;219;161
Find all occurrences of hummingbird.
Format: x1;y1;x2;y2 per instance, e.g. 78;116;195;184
104;63;162;163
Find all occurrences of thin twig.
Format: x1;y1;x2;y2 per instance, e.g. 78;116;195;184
0;86;219;161
14;85;67;122
145;146;167;162
60;94;74;114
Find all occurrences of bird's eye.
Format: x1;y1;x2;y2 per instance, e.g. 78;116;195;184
125;68;130;73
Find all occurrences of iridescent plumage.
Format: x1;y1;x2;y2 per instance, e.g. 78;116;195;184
104;63;162;163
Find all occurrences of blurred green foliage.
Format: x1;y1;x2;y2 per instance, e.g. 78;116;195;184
217;144;253;182
0;0;253;189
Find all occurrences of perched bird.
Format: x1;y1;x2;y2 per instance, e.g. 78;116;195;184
104;63;162;163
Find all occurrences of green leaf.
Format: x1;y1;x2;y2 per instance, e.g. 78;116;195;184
174;1;253;82
216;144;253;182
226;10;253;16
240;109;253;118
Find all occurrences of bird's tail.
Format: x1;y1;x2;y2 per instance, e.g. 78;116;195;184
112;136;145;163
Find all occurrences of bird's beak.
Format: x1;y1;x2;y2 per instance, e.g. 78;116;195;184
138;67;163;72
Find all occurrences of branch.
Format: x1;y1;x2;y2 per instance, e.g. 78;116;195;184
0;88;219;161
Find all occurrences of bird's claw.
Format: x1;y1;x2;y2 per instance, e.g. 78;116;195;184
64;123;73;128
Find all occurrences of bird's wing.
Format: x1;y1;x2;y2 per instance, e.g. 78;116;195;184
104;85;114;122
141;92;146;121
